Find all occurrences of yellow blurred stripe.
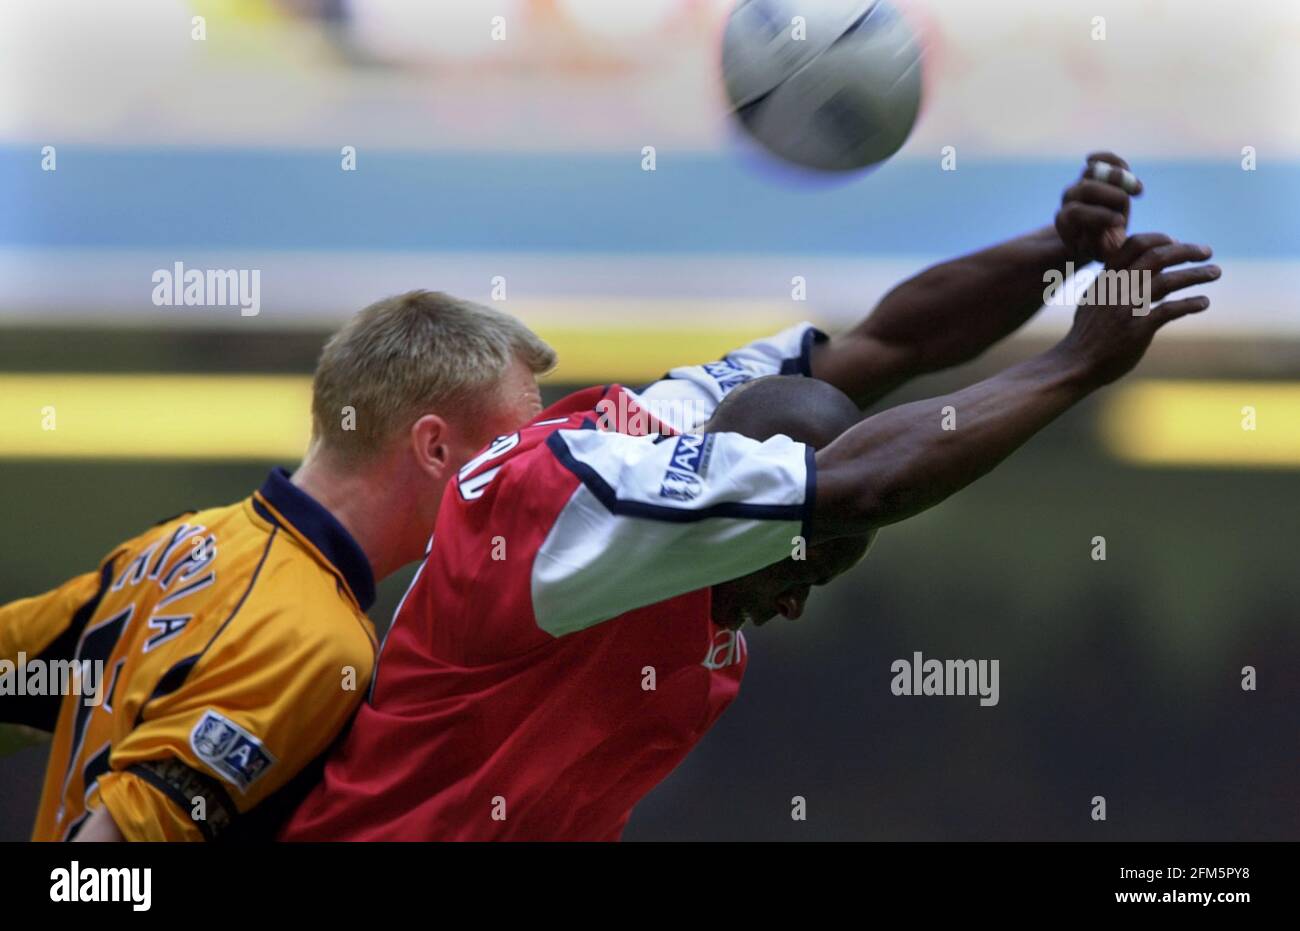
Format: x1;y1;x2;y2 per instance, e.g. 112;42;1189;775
0;323;794;459
0;375;312;460
538;323;788;384
1100;380;1300;468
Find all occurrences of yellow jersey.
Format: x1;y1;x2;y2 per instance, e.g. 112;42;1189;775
0;468;378;841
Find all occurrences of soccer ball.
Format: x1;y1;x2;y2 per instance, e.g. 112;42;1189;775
722;0;924;172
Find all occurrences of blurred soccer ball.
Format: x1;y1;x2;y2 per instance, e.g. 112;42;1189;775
722;0;923;172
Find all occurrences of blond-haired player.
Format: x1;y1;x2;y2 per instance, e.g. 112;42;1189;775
0;292;555;840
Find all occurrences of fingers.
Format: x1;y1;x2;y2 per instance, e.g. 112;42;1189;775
1085;155;1143;195
1136;241;1213;272
1109;232;1173;269
1150;263;1222;301
1152;295;1211;327
1063;178;1132;216
1057;153;1140;261
1085;151;1130;170
1058;201;1127;237
1101;233;1219;322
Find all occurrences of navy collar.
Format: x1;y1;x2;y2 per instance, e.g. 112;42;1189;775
253;467;377;612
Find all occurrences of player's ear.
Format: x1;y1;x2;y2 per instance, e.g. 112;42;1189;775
409;413;452;477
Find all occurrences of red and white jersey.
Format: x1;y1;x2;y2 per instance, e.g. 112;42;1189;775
282;323;824;841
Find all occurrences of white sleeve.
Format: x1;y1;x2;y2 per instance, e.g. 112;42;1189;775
629;322;827;433
532;427;815;637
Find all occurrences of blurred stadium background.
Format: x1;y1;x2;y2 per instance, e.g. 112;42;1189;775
2;0;1297;839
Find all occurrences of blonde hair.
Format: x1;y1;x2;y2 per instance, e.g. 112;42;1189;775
310;290;555;463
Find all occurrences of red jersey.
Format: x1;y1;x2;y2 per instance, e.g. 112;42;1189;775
282;324;823;841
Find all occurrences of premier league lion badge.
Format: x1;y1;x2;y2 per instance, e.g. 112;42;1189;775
190;709;276;793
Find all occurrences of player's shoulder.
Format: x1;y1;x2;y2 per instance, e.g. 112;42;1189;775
102;497;254;592
535;383;611;423
519;384;694;482
254;530;367;616
108;498;232;555
184;491;377;648
632;322;829;430
673;321;824;383
222;539;377;661
450;381;736;514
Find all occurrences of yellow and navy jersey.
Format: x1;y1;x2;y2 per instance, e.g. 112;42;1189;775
0;468;377;841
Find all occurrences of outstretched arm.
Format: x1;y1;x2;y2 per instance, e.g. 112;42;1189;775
810;152;1143;407
812;234;1218;539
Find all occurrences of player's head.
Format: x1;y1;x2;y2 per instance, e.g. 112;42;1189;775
702;376;873;629
307;289;555;524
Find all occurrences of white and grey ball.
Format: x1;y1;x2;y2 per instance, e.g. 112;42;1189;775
723;0;924;172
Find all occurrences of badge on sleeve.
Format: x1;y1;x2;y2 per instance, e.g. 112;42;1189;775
700;359;752;395
659;434;715;502
190;710;276;792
